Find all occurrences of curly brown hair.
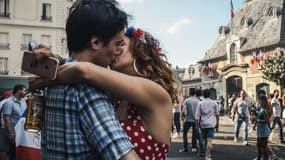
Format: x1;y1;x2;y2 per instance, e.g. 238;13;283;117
128;31;179;104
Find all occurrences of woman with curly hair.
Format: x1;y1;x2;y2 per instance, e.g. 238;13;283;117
31;27;178;160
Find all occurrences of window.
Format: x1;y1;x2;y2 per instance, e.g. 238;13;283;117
267;7;276;17
22;34;32;50
0;32;9;48
41;35;51;48
230;43;237;63
0;58;8;74
0;0;10;17
42;3;52;20
240;17;245;26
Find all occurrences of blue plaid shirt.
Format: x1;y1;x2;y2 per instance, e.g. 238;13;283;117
41;58;133;160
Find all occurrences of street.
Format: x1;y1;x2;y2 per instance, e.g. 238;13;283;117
167;116;285;160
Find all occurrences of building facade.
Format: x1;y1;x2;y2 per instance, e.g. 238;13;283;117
182;0;284;109
0;0;73;76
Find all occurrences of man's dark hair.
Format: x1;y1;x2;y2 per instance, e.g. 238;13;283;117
196;89;202;97
13;84;25;94
203;89;210;98
189;88;196;96
273;89;279;94
66;0;129;54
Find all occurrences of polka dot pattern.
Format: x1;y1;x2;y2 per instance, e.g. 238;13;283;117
120;106;169;160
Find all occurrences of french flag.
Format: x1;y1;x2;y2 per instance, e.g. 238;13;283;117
231;0;235;18
15;117;41;160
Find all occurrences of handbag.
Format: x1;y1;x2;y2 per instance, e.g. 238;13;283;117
0;107;9;152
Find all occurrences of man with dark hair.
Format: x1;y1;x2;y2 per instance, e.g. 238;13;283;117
2;84;27;160
232;89;250;146
180;88;204;156
40;0;140;159
195;89;219;160
271;89;285;144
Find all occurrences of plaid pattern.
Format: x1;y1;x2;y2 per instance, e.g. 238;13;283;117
41;59;133;160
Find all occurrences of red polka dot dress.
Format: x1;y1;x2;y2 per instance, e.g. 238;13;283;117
120;106;170;160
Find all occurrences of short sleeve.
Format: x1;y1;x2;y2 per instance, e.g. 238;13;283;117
3;100;12;116
78;87;133;160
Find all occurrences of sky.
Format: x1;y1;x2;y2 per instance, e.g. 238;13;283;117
117;0;245;68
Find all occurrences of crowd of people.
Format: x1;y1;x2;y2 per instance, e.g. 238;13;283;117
170;88;284;160
0;0;285;160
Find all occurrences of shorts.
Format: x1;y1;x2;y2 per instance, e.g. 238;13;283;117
257;122;270;137
0;128;9;152
201;128;215;138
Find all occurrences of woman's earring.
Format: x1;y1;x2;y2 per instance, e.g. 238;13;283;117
133;59;145;77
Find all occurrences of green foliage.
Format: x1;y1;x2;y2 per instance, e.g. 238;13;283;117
244;0;253;3
263;48;285;87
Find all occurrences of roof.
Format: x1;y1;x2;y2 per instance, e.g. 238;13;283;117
199;0;284;63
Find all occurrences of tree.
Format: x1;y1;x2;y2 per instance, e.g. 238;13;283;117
244;0;253;3
263;48;285;94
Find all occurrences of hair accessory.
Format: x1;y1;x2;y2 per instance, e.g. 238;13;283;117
125;27;161;54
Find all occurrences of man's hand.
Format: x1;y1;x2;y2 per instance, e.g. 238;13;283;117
8;133;15;144
195;121;200;128
28;76;54;91
32;44;64;65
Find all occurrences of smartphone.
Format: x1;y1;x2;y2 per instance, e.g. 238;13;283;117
21;51;59;80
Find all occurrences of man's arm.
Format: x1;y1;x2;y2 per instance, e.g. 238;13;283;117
3;102;15;143
214;102;219;129
231;101;237;121
78;86;140;160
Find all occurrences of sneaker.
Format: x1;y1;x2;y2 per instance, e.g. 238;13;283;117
280;140;285;144
179;149;188;152
191;148;197;152
242;141;249;146
197;152;205;157
205;156;212;160
234;137;238;142
172;133;178;138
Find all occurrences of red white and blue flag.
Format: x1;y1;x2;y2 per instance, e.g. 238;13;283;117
15;117;41;160
231;0;235;18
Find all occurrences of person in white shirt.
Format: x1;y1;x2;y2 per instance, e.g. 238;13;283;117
195;89;219;160
270;89;285;144
231;89;251;146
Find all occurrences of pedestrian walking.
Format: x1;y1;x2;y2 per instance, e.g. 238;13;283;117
231;89;250;146
195;89;219;160
270;89;285;144
179;88;205;157
253;95;272;160
172;91;183;138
